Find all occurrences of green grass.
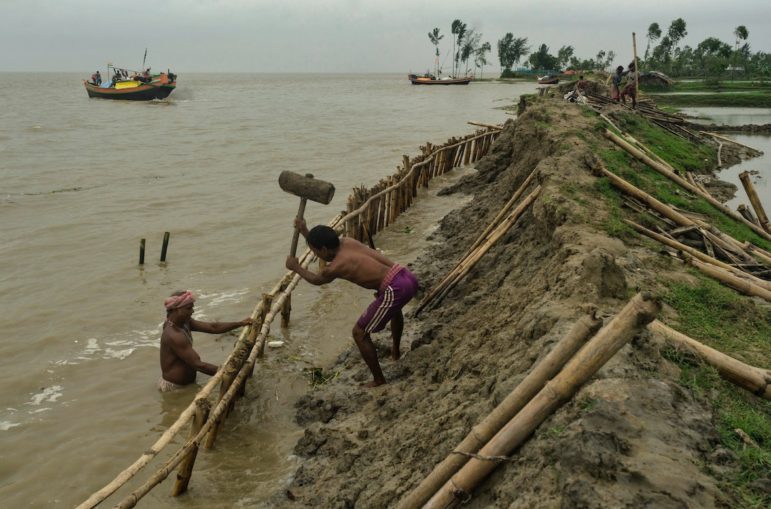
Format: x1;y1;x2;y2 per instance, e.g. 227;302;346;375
667;81;771;92
614;113;715;174
661;276;771;507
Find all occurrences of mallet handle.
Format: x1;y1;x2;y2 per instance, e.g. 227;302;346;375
290;197;308;257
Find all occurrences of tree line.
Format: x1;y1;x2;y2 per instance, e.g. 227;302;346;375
426;18;769;80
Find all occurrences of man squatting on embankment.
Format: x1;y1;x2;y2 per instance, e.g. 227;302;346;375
285;219;419;387
158;290;253;392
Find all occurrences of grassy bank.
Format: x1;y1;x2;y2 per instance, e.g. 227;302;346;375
662;277;771;508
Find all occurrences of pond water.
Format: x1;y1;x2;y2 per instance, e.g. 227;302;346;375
681;107;771;211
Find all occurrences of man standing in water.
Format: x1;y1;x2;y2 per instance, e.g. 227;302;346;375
159;290;253;392
286;220;419;387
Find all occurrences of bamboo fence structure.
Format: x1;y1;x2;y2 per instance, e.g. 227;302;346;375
649;320;771;400
76;126;501;509
423;292;661;508
397;310;603;509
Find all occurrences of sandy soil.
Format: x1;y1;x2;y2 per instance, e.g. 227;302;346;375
270;97;751;508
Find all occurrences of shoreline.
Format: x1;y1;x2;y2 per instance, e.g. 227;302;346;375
274;92;770;508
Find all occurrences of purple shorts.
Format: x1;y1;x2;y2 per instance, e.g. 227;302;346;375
356;264;419;333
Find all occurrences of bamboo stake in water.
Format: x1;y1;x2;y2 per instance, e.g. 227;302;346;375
160;232;170;262
139;238;145;265
172;400;210;496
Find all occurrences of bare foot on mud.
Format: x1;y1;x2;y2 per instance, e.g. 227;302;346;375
363;379;387;388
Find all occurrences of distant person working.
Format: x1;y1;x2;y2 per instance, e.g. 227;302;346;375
158;290;253;392
285;220;419;387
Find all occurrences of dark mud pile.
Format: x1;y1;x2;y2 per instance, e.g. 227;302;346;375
272;99;744;508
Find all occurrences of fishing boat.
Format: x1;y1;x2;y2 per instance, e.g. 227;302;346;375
408;73;472;85
84;63;177;100
537;75;559;85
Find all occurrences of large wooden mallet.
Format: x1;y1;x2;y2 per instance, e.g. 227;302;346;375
278;170;336;256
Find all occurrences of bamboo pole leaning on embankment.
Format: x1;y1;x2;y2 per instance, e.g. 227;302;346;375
604;129;771;240
649;320;771;400
424;293;661;508
397;310;603;509
416;186;541;315
622;220;771;291
595;165;760;266
603;129;771;242
76;224;333;509
685;256;771;302
739;171;771;233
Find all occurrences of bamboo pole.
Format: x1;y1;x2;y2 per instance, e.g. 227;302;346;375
739;171;770;233
701;131;763;154
744;243;771;266
649;320;771;400
604;129;771;241
737;205;759;226
397;311;602;509
419;187;541;314
425;293;660;508
172;400;210;496
113;257;314;509
623;220;771;291
686;256;771;302
467;122;503;130
632;32;640;102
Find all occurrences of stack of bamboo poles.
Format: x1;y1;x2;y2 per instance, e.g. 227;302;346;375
401;293;661;508
416;169;541;316
76;126;502;509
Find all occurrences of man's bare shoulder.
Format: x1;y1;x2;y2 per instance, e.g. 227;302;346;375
162;324;189;346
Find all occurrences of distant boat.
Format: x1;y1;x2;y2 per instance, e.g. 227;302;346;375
84;68;177;100
537;75;559;85
408;73;472;85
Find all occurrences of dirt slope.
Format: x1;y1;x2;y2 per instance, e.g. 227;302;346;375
271;97;753;508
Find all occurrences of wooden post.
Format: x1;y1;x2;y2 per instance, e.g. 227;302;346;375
280;293;291;328
425;293;660;508
739;171;770;233
463;139;472;165
737;204;759;226
160;232;170;262
632;32;640;100
649;320;771;400
203;359;238;449
172;400;210;496
398;311;602;509
139;238;145;265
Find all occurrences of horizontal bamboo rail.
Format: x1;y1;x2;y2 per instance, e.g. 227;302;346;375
649;320;771;400
77;126;502;509
424;293;661;508
398;310;602;509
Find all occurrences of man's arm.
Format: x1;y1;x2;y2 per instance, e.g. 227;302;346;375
190;317;252;335
294;217;310;239
286;256;336;286
168;330;218;376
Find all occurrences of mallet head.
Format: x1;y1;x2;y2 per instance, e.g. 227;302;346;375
278;171;335;205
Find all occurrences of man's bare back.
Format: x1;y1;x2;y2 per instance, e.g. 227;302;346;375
322;238;394;290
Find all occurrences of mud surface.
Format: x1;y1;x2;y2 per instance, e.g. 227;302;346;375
272;98;750;508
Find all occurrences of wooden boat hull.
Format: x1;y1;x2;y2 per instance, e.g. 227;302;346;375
409;76;472;85
84;80;176;100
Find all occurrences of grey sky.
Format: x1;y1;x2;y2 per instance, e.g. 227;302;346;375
1;0;769;73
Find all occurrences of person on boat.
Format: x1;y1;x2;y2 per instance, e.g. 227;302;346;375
620;62;638;109
95;70;102;85
285;220;419;388
158;290;253;392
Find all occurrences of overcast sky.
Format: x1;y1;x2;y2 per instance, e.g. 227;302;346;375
1;0;769;73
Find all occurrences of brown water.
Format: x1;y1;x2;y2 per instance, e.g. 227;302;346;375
0;73;534;507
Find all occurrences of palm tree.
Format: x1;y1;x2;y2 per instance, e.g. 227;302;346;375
733;25;749;79
511;37;530;69
475;42;491;78
645;23;661;61
428;28;444;77
451;19;467;77
460;30;481;75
